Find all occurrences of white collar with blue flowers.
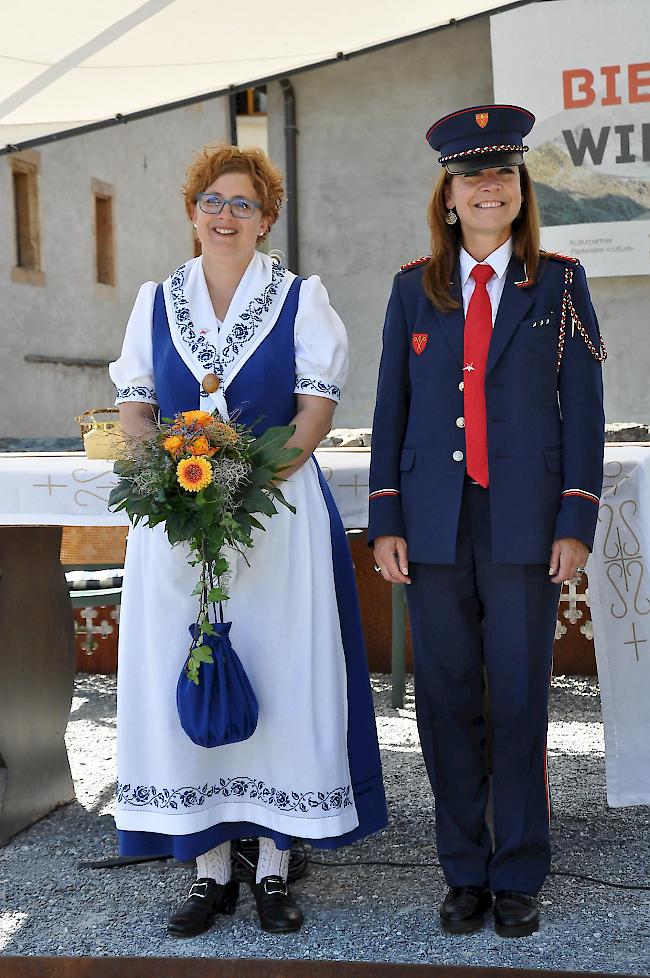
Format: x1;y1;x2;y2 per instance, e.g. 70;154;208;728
162;252;295;417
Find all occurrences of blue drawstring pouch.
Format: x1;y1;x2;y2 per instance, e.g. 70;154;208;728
176;621;259;748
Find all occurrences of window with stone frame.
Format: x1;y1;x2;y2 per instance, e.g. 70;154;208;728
92;178;115;286
10;150;43;286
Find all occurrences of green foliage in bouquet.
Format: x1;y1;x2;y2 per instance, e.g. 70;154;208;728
108;409;301;683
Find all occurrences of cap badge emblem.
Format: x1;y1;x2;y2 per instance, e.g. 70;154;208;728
412;333;428;355
475;112;489;129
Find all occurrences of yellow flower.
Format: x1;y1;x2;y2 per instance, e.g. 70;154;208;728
177;456;212;492
163;435;185;456
188;435;218;457
181;410;213;429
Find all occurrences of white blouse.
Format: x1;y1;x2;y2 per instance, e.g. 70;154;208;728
109;257;348;407
109;281;158;405
293;274;348;402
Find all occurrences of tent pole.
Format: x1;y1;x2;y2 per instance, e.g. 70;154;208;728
280;78;299;275
228;92;238;146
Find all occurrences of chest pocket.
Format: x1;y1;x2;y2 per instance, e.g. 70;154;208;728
521;310;558;335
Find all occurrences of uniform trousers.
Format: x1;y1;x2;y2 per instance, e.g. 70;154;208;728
406;483;561;895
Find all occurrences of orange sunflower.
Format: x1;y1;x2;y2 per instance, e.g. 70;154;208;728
176;456;212;492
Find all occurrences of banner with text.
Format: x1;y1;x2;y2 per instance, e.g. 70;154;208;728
491;0;650;277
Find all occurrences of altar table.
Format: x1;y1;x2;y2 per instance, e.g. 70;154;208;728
0;448;370;531
587;447;650;807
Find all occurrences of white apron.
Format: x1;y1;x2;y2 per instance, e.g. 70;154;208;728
111;253;359;842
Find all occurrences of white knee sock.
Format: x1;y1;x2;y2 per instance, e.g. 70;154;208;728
256;836;290;883
196;841;231;884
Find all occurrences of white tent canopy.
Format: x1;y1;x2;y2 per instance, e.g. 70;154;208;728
1;0;519;149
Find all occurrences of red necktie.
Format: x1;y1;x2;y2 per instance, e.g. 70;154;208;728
463;263;495;488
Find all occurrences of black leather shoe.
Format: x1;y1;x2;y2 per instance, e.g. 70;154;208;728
440;886;492;934
252;875;304;933
167;878;239;937
494;890;540;937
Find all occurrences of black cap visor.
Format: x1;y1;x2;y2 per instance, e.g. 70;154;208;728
444;149;524;175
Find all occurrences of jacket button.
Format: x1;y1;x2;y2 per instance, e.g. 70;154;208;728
456;417;465;428
452;450;464;462
458;381;464;391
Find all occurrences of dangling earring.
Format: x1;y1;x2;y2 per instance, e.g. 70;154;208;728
445;208;458;225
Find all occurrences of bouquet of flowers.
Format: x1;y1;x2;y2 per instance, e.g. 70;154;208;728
109;409;301;690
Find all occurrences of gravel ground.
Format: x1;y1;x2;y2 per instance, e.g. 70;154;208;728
1;673;649;971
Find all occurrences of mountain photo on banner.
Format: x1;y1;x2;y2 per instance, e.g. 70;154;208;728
527;107;650;227
490;0;650;276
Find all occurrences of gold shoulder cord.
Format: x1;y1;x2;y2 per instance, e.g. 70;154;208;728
557;265;607;372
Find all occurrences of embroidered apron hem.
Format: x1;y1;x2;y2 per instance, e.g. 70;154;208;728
115;799;360;838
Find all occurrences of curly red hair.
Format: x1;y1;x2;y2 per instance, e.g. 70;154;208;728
181;144;284;231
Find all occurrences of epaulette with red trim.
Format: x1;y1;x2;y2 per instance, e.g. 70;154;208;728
541;250;580;265
399;255;431;273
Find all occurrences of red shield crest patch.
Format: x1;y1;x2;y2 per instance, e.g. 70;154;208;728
475;112;489;129
412;333;428;355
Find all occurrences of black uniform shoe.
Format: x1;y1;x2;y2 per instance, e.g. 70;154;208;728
440;886;492;934
252;875;304;933
494;890;540;937
167;878;239;937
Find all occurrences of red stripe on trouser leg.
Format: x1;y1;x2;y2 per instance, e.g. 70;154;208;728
543;744;550;826
543;656;554;826
464;264;494;488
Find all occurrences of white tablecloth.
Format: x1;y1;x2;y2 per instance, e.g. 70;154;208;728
2;446;648;807
0;449;370;531
587;446;650;807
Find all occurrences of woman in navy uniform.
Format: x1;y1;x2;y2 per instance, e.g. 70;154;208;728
369;104;606;937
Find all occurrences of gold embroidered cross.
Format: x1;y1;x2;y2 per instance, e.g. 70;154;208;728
338;474;369;497
624;622;646;662
33;475;67;495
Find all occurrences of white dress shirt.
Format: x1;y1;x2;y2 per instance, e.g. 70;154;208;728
459;238;513;325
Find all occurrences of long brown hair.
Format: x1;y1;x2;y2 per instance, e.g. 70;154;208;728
422;164;541;312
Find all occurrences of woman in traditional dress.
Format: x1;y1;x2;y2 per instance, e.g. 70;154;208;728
110;144;387;937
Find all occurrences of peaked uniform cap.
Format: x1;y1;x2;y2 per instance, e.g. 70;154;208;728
426;104;535;174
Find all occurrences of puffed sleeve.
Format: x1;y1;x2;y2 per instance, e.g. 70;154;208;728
109;281;158;406
293;275;348;403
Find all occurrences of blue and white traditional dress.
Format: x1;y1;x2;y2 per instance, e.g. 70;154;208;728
109;251;387;859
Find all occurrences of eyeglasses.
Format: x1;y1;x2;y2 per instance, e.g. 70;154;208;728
195;192;261;219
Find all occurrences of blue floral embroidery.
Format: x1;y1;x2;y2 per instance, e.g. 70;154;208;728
170;260;286;382
116;384;157;402
117;777;352;814
294;377;341;401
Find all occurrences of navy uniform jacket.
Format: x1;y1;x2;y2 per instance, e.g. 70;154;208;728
368;254;605;564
